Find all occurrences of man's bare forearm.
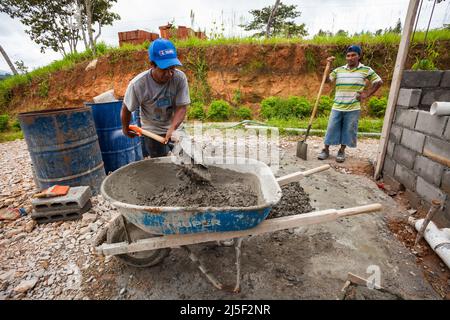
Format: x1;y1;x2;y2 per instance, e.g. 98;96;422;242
170;105;187;131
121;104;132;130
367;81;383;97
121;104;137;138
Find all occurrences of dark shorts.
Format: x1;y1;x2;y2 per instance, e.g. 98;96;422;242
143;135;172;158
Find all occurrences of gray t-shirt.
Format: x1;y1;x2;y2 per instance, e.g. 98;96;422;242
124;68;190;135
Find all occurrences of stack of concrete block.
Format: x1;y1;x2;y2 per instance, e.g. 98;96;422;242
399;70;450;110
383;70;450;224
31;186;92;224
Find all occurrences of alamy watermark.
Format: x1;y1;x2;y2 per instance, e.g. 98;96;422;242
173;122;280;174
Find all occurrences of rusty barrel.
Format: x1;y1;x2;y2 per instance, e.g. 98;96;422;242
18;107;106;194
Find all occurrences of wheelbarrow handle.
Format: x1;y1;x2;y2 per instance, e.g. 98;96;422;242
276;164;330;186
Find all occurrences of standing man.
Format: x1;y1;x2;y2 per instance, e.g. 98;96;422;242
318;45;383;163
121;38;190;158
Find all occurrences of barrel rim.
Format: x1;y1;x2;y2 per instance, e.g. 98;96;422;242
84;100;123;107
18;107;91;118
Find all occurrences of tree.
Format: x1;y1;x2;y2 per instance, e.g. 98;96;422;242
0;0;119;57
78;0;120;56
335;30;349;37
316;29;333;37
266;0;280;37
240;2;308;38
14;60;28;74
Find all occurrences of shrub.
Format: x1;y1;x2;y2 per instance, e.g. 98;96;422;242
261;96;312;119
367;96;387;118
261;96;282;119
207;100;231;121
187;102;206;120
0;114;9;132
286;96;311;118
318;95;333;116
11;119;21;131
235;106;252;120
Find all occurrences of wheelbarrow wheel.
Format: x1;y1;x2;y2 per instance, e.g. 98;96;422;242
106;217;170;268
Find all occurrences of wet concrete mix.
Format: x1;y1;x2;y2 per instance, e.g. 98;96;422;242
106;161;313;213
141;166;260;207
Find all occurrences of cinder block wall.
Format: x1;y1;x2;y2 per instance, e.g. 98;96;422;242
383;70;450;224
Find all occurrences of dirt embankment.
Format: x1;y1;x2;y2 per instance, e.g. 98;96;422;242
5;41;450;114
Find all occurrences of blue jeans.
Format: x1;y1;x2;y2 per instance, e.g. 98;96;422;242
324;109;360;148
143;135;172;158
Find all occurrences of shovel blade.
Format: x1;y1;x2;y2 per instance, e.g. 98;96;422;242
296;141;308;160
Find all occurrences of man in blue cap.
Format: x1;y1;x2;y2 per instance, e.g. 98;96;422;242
318;45;383;163
121;38;190;157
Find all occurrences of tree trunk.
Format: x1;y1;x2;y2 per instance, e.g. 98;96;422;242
266;0;281;37
0;44;18;75
76;1;89;51
85;0;96;56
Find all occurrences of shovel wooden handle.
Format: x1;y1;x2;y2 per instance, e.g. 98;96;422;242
276;164;330;186
128;125;166;144
308;60;332;127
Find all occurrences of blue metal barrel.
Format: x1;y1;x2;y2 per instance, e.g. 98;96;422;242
18;107;106;194
135;106;149;158
86;100;143;173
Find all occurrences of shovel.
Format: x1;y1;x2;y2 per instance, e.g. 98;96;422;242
296;60;332;160
128;125;211;183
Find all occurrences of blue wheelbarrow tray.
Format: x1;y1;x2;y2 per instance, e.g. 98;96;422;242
100;157;283;235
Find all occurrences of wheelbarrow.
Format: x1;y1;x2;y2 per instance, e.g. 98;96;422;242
95;157;382;292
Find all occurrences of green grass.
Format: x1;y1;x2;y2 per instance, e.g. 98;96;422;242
0;129;23;143
173;29;450;48
266;116;383;134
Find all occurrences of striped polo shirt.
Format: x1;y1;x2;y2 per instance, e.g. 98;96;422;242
329;63;382;111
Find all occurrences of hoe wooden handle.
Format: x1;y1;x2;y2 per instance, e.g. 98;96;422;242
128;125;166;144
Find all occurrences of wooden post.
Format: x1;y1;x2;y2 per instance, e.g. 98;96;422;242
0;44;18;75
374;0;421;180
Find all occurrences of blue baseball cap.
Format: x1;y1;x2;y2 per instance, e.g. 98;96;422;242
346;45;362;56
148;38;182;69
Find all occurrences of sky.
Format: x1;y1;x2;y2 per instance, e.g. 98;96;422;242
0;0;449;73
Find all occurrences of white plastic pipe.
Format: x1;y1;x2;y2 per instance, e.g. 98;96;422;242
430;102;450;116
409;217;450;269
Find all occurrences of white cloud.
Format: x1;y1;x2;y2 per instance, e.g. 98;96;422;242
0;0;448;71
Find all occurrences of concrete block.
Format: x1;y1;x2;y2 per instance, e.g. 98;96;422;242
423;136;450;164
394;108;418;129
444;118;450;142
415;110;448;138
383;155;396;177
31;186;91;212
387;140;395;157
394;164;417;191
31;200;92;224
400;128;425;153
413;155;444;187
442;169;450;194
389;125;403;144
440;71;450;88
393;144;416;169
421;88;450;107
397;88;421;108
416;176;447;204
401;70;443;88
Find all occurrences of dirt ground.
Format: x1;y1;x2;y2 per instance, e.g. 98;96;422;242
0;136;448;300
